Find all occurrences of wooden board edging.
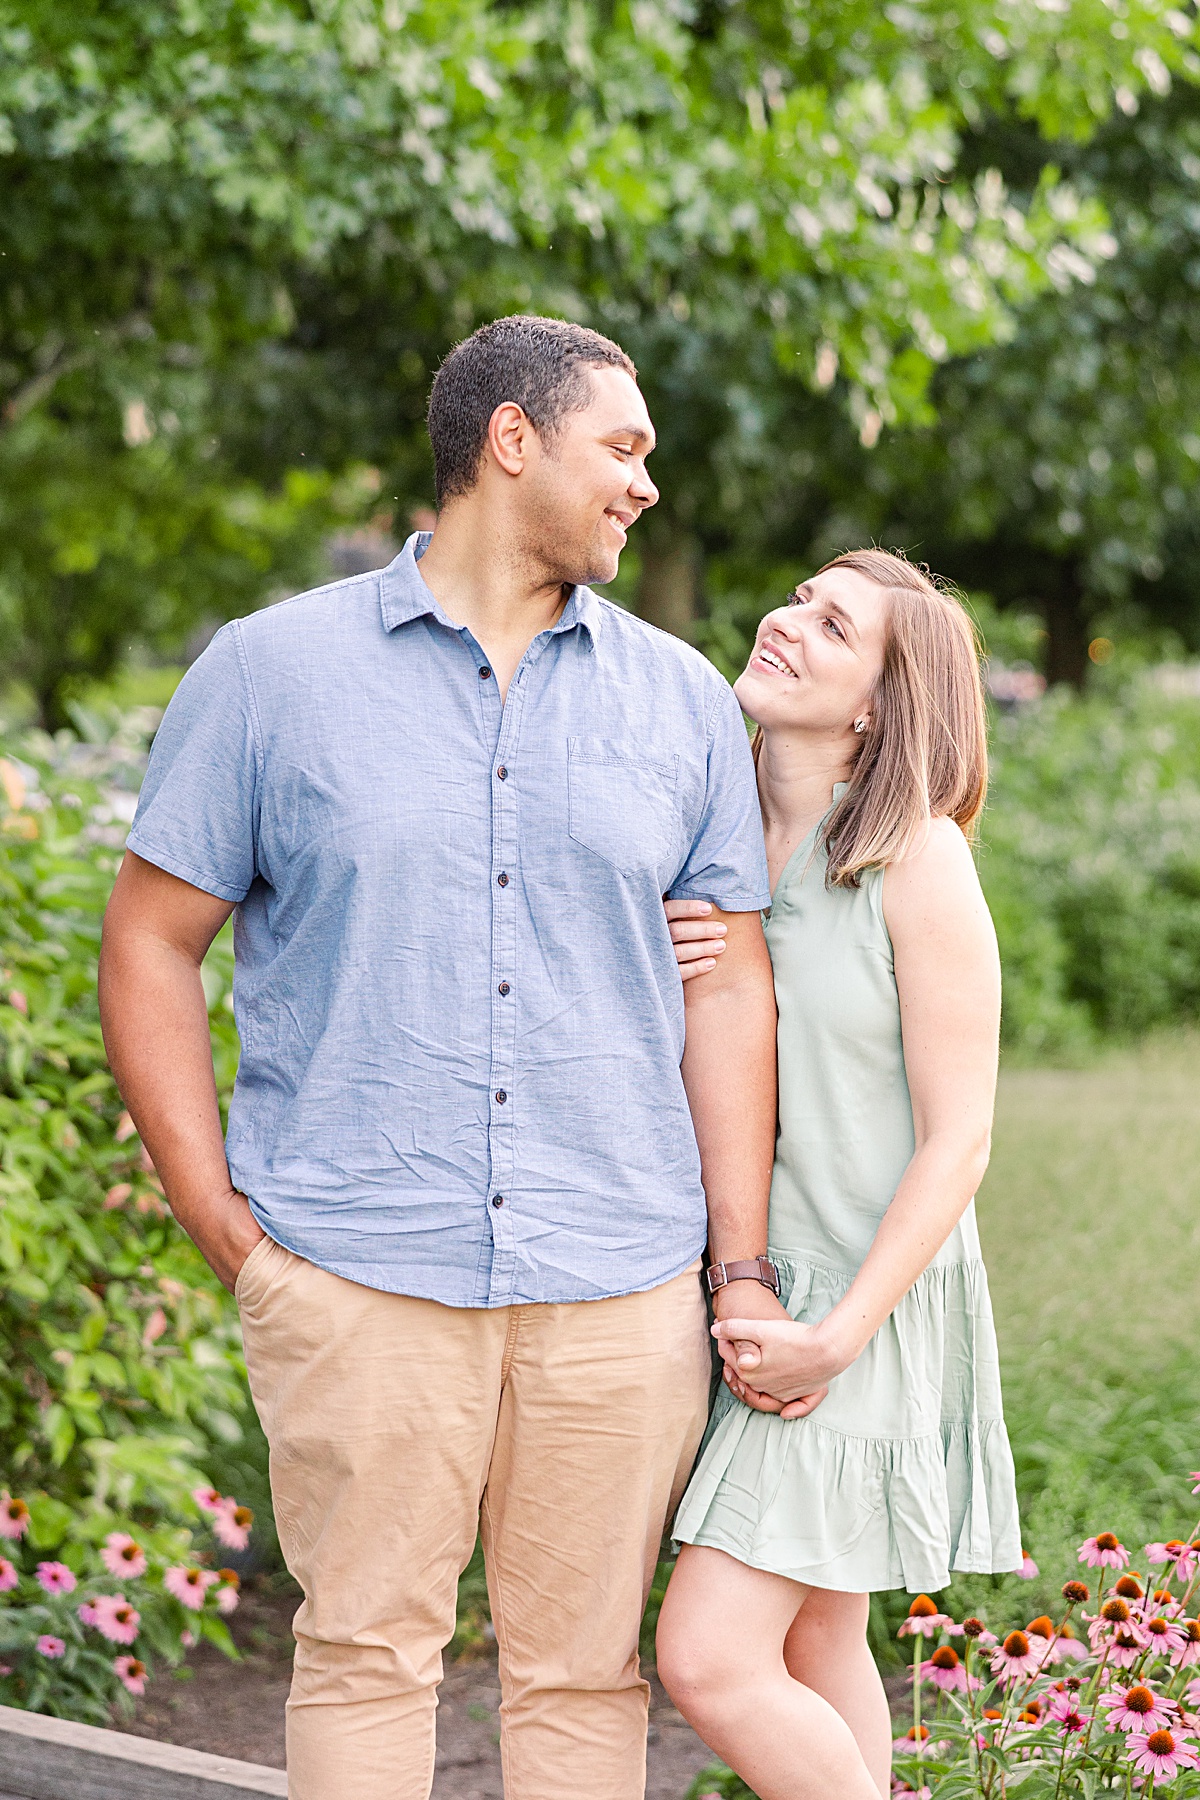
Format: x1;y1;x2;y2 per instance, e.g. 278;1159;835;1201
0;1703;287;1799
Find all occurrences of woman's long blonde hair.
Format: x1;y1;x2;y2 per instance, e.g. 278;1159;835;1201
754;549;988;888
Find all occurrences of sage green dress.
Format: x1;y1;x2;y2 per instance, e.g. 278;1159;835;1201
672;799;1021;1593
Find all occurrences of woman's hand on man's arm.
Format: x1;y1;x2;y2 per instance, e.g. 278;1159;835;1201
664;898;729;979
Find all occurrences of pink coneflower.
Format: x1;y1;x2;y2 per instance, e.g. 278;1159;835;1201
101;1533;147;1579
1142;1615;1187;1658
1147;1542;1197;1580
1127;1729;1200;1780
1099;1684;1175;1733
0;1558;17;1593
35;1561;76;1595
1088;1595;1143;1650
1018;1550;1039;1579
212;1502;253;1552
917;1645;979;1692
86;1594;140;1646
1109;1627;1151;1669
1079;1533;1129;1570
0;1495;30;1540
1056;1624;1087;1660
114;1655;147;1696
163;1566;219;1610
1172;1620;1200;1668
893;1725;946;1756
950;1617;998;1647
1046;1690;1090;1733
35;1635;65;1658
191;1487;223;1515
990;1630;1044;1683
898;1594;953;1638
1189;1473;1200;1495
215;1570;240;1615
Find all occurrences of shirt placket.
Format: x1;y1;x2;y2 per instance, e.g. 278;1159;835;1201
480;645;537;1305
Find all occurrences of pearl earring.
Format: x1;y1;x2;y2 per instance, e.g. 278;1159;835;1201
853;716;869;735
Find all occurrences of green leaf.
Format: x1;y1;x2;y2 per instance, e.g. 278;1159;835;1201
25;1493;75;1550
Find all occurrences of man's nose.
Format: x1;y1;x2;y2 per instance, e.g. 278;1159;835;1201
630;461;659;508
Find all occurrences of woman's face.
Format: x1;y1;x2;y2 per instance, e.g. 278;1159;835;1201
733;567;887;739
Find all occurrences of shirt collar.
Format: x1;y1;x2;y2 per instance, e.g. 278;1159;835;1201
379;531;603;648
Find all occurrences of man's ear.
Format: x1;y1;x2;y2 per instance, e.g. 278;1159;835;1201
487;402;535;478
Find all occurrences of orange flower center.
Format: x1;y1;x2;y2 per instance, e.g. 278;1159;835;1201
1147;1731;1175;1756
1115;1577;1143;1598
120;1544;140;1563
1063;1581;1090;1603
907;1726;931;1741
1101;1598;1131;1622
908;1594;939;1618
1147;1618;1170;1637
1183;1620;1200;1644
1096;1533;1119;1551
1124;1687;1154;1713
983;1708;1003;1721
931;1647;959;1670
1027;1616;1054;1637
232;1506;253;1528
1003;1631;1031;1656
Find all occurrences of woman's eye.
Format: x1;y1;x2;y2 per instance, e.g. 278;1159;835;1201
823;616;845;640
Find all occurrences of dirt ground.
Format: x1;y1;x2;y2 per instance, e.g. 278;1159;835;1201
114;1577;721;1798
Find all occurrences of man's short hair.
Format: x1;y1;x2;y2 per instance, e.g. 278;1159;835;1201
426;315;637;507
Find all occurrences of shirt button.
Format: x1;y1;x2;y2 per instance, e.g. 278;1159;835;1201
479;666;492;680
498;981;511;996
495;1090;507;1105
496;765;508;780
496;872;509;888
491;1194;504;1208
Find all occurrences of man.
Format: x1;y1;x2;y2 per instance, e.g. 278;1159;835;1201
99;315;783;1800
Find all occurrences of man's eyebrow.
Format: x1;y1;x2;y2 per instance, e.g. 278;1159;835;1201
606;422;655;450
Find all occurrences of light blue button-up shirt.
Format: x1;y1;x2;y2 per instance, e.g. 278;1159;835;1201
128;533;771;1305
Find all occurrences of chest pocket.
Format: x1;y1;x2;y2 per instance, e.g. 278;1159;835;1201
567;737;680;878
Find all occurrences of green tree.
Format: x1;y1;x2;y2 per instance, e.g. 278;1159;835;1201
874;83;1200;685
2;0;1194;705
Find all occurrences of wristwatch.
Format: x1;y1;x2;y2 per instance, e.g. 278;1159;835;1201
703;1256;781;1298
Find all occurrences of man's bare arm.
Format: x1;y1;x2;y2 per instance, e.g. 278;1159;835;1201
98;851;264;1291
679;906;786;1327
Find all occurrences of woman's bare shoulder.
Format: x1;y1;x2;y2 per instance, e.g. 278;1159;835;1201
881;816;990;939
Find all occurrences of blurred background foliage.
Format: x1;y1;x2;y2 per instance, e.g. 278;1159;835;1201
4;0;1200;720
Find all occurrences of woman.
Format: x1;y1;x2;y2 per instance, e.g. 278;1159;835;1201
656;551;1021;1800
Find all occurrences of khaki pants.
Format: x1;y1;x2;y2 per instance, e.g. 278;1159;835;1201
236;1237;710;1800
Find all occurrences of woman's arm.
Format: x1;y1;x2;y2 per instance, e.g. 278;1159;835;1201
712;818;1000;1409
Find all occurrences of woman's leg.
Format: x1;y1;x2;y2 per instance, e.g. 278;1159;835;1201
656;1546;881;1800
783;1590;893;1798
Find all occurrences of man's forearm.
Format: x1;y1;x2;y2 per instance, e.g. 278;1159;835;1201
98;867;261;1288
680;969;777;1267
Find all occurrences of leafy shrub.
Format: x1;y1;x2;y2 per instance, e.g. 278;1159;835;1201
0;706;255;1716
984;672;1200;1054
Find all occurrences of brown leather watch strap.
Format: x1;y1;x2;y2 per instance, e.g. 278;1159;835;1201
703;1256;781;1297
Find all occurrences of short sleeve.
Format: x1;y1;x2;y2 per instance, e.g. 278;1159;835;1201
667;680;771;910
127;623;260;903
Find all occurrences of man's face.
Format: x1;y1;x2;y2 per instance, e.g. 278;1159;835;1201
516;366;659;586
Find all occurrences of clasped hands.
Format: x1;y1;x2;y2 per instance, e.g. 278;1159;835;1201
712;1298;851;1420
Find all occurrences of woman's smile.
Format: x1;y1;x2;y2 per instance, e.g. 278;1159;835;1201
753;640;800;678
